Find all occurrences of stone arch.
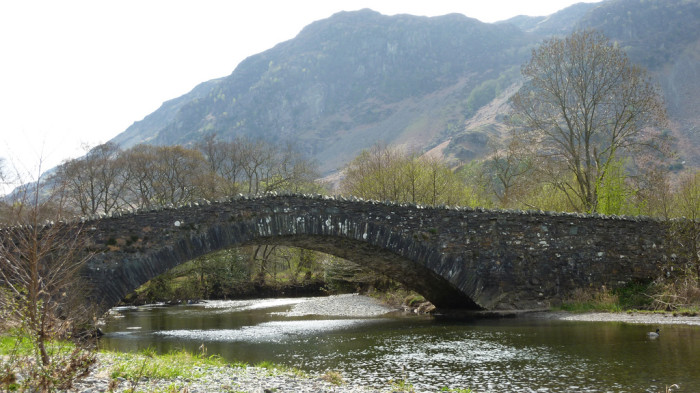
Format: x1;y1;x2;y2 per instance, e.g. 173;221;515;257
84;208;481;315
78;194;669;315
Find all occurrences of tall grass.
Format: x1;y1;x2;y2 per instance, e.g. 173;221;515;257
106;348;231;380
557;287;621;312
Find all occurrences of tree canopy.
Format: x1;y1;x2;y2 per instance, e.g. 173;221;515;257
509;30;667;213
340;143;484;207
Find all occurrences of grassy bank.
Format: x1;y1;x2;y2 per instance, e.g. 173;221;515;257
0;335;311;392
557;281;700;315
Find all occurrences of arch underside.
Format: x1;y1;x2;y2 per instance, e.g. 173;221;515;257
85;221;482;314
251;234;481;310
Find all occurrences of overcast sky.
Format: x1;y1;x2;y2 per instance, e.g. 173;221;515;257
0;0;601;188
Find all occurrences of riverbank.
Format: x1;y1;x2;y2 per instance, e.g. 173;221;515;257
435;308;700;326
68;351;385;393
534;310;700;326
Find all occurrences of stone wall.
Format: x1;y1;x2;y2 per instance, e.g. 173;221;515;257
71;194;671;313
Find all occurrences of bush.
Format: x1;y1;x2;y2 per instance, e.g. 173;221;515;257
615;281;654;309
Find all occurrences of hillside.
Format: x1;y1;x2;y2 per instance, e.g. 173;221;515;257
498;2;599;36
111;9;535;174
110;0;700;174
577;0;700;165
442;0;700;167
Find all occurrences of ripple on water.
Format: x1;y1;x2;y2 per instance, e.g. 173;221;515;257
155;319;380;343
292;330;607;392
194;298;311;312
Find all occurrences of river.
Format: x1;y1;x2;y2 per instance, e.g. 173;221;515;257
99;295;700;392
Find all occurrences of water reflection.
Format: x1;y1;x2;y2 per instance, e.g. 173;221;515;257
100;298;700;392
157;319;382;343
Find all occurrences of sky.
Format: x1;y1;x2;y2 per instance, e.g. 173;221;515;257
0;0;601;190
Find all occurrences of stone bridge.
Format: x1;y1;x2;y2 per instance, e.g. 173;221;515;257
74;194;670;314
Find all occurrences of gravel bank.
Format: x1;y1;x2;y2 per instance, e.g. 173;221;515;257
276;293;398;317
68;355;385;392
534;310;700;325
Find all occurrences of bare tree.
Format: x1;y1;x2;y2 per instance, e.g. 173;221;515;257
196;133;237;197
119;144;159;209
259;141;319;193
483;138;537;208
0;157;7;186
240;139;273;194
119;145;210;208
150;146;209;205
53;142;125;215
0;161;96;391
229;137;319;195
510;30;668;212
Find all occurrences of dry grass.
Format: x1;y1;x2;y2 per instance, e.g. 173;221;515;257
649;274;700;313
559;286;621;312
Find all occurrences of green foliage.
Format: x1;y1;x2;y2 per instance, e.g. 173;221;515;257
557;281;654;312
187;248;249;299
403;294;426;307
455;161;496;208
389;378;415;393
106;349;228;380
0;334;95;392
145;383;188;393
321;370;345;386
465;79;499;115
131;245;329;303
596;159;638;216
0;334;34;356
519;182;577;213
615;281;654;310
144;275;175;303
340;144;475;207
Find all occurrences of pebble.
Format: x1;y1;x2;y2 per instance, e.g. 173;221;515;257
277;293;398;317
548;311;700;325
65;354;388;392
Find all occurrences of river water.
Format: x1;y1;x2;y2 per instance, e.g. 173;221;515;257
99;295;700;392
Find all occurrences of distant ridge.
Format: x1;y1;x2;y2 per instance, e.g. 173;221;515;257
109;0;700;173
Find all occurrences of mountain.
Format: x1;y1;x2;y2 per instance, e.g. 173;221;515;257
441;0;700;168
112;9;535;174
110;0;700;174
498;2;599;36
